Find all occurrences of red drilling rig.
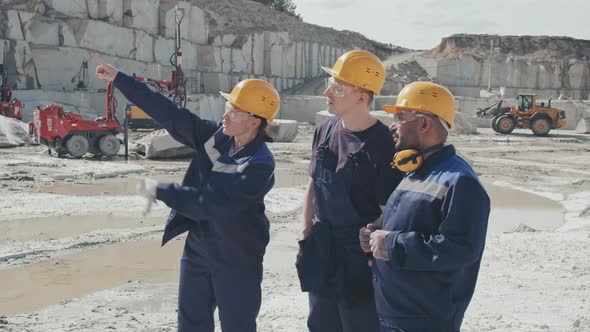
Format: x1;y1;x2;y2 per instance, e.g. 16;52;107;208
29;81;122;158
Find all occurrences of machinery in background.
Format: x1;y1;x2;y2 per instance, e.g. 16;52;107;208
475;93;567;136
128;5;187;130
71;60;89;91
29;81;122;158
0;40;23;121
125;104;160;131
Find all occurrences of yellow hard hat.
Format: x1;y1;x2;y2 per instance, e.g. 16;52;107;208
321;50;385;95
219;79;280;122
383;81;455;129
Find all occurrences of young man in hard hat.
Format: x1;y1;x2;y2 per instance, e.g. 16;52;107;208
365;81;490;331
296;50;402;331
95;56;279;332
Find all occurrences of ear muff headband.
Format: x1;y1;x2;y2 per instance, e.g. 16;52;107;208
391;144;445;172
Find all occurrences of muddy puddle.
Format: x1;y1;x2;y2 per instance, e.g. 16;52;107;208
37;168;308;196
0;238;184;315
485;184;564;234
0;215;163;243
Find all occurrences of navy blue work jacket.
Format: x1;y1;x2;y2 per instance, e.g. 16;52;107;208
373;145;490;331
114;72;275;267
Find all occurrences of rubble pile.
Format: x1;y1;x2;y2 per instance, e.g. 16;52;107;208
385;60;436;84
0;115;33;148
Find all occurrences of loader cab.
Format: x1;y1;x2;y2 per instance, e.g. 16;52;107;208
517;94;535;113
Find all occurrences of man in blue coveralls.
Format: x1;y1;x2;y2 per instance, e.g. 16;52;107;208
94;56;280;332
296;50;402;332
364;81;490;332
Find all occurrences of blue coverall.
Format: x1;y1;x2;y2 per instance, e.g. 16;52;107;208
373;145;490;332
297;118;398;332
114;72;275;332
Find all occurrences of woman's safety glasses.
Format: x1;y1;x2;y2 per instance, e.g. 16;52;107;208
224;102;254;123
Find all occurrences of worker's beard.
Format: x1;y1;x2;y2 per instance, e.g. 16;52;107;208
395;126;420;151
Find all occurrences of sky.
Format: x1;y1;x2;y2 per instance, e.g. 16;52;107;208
291;0;590;50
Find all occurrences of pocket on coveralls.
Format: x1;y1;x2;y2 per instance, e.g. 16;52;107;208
295;222;332;292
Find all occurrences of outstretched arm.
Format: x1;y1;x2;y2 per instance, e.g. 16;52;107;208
94;55;219;149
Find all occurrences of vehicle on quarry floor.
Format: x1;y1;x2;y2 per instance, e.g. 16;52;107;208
475;93;567;136
29;81;122;158
125;104;160;131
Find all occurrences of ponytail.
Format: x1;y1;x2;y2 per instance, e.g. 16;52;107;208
254;115;274;143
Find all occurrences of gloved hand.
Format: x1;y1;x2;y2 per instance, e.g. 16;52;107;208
136;178;158;216
359;223;378;253
369;230;391;261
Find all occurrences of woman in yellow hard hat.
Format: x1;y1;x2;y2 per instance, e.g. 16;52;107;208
296;50;402;332
94;55;279;332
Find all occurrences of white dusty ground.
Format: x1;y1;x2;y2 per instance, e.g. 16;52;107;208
0;123;589;332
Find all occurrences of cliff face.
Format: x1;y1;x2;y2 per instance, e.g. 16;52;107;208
0;0;405;93
432;34;590;61
409;34;590;99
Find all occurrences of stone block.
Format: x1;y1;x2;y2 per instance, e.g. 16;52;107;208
198;95;225;121
98;0;124;25
154;36;176;66
252;33;265;75
266;119;298;142
311;43;319;76
180;42;197;71
283;43;297;78
295;42;304;78
23;17;60;46
45;0;88;18
60;21;78;47
568;62;589;90
6;10;25;40
161;2;200;41
123;0;159;35
72;20;135;59
13;40;37;89
30;45;90;91
575;118;590;134
212;34;237;47
0;116;33;148
87;0;100;19
232;35;253;74
134;129;195;159
134;30;154;63
270;33;284;76
201;73;230;94
220;47;232;74
281;96;326;124
188;5;208;44
197;45;222;72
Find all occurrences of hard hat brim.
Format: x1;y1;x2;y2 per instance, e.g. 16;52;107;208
320;65;336;77
219;91;234;103
383;105;404;114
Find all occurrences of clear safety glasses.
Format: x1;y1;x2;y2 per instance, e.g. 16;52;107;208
391;110;426;125
325;77;351;97
224;102;254;123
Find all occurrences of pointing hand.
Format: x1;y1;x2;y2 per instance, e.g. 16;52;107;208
92;53;119;82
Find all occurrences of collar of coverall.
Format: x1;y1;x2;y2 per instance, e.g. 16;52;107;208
412;144;456;175
222;129;266;160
